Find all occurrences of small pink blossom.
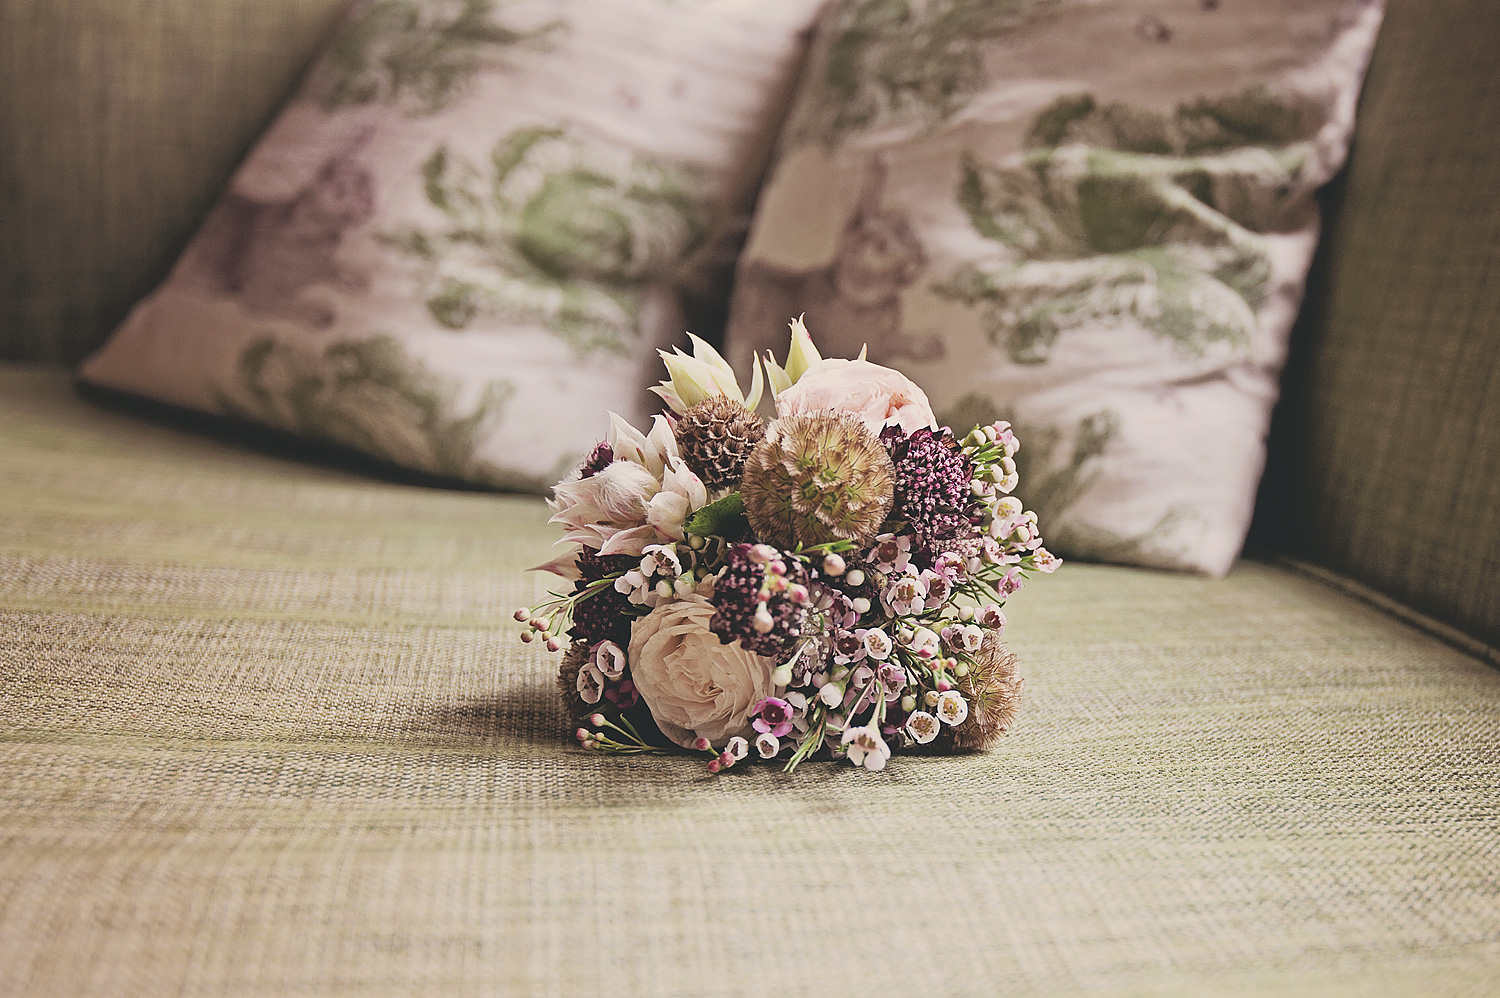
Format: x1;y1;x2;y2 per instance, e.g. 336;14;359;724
883;573;927;616
751;697;795;738
576;661;605;705
942;623;984;655
592;640;627;680
860;628;894;661
977;604;1007;631
919;569;951;605
868;533;911;574
841;723;892;771
905;626;941;660
933;551;967;581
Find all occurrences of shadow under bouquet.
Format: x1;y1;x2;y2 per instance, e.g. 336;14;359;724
519;319;1059;773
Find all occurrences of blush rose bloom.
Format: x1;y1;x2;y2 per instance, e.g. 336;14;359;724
775;357;936;436
627;594;778;749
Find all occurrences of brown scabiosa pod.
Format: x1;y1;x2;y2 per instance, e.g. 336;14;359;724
674;395;766;492
740;412;896;549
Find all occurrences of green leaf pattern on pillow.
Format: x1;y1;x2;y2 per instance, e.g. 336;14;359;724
938;89;1317;364
789;0;1057;145
316;0;564;114
223;336;517;486
383;126;707;354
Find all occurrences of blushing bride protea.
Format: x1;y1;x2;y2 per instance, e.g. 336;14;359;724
541;412;709;573
517;317;1059;776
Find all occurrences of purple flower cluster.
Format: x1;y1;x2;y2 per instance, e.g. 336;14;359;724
709;543;809;659
570;548;638;647
881;427;976;553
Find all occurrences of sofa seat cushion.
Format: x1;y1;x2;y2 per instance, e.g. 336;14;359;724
2;366;1498;996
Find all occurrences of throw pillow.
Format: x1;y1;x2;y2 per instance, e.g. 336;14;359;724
724;0;1384;575
80;0;821;491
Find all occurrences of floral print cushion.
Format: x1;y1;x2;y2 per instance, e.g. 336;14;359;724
80;0;822;491
724;0;1385;575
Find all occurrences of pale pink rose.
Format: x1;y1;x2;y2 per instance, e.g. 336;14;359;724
774;358;936;436
627;595;778;749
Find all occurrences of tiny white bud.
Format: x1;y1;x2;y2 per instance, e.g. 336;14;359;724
655;579;673;598
822;552;847;576
924;690;940;707
513;608;530;622
851;597;871;614
819;683;843;708
959;605;975;622
772;665;793;688
519;631;534;644
845;569;866;587
900;694;917;713
752;606;775;633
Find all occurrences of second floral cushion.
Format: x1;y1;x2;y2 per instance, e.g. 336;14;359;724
724;0;1384;575
80;0;821;490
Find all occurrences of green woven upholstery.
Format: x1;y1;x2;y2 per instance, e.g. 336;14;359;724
1261;0;1500;648
0;0;346;363
4;367;1498;995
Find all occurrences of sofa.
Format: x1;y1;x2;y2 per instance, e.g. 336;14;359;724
2;1;1497;995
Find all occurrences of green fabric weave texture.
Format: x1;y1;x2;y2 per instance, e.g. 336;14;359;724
3;368;1499;996
1264;0;1500;648
0;0;346;363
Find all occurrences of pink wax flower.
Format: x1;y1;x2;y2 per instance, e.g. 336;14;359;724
751;697;795;738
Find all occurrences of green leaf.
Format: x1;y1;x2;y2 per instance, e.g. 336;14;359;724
685;492;747;539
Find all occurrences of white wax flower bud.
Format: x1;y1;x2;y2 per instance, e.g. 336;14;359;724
752;605;775;633
845;569;866;587
851;597;871;614
819;683;844;708
822;552;847;576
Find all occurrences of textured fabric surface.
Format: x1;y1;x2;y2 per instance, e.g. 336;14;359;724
1257;0;1500;650
0;0;349;363
722;0;1384;577
77;0;819;493
3;366;1499;996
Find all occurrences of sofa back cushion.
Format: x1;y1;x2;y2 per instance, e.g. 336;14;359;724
0;0;349;364
1256;0;1500;648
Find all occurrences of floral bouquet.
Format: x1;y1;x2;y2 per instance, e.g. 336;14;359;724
518;319;1059;774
